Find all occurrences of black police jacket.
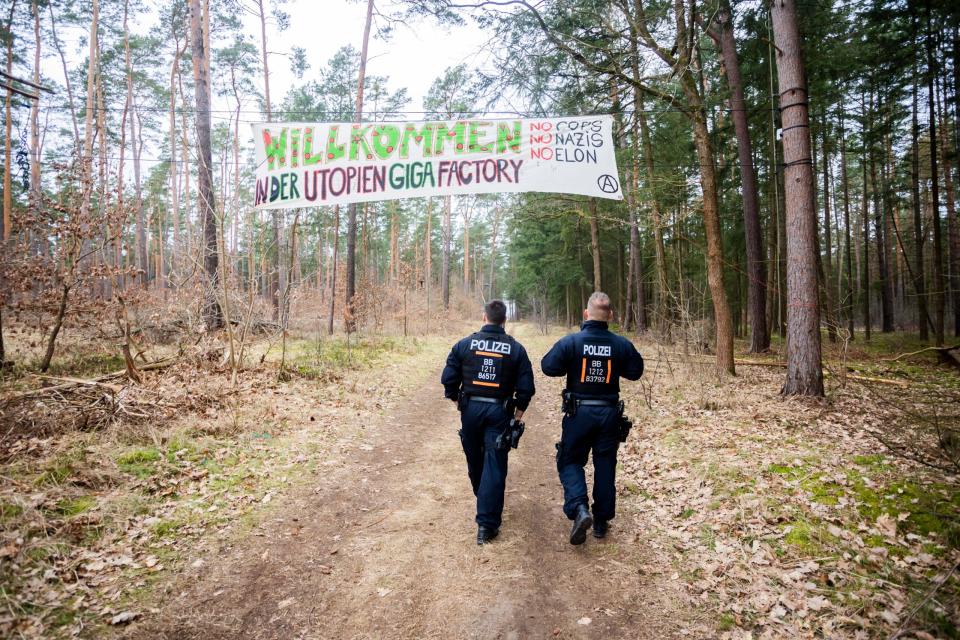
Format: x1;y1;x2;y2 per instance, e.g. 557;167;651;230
441;324;536;410
540;320;644;398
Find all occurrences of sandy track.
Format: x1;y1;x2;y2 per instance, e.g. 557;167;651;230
131;345;692;640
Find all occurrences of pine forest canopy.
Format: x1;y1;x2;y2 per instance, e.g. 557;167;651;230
0;0;959;399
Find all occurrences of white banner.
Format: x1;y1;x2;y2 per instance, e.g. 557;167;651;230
251;115;623;209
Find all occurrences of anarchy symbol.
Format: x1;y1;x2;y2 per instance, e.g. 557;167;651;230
597;174;619;194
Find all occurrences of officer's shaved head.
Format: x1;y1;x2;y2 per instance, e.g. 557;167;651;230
585;291;613;321
484;300;507;325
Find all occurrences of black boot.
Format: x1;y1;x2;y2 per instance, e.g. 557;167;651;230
477;525;499;545
569;504;593;545
592;520;608;539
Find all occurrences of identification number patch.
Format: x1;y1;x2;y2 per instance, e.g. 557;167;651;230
472;351;504;388
580;354;611;385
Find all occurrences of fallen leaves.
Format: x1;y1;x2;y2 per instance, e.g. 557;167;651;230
617;355;960;640
0;337;444;640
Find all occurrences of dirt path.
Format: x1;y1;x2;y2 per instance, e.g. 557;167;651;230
130;339;693;639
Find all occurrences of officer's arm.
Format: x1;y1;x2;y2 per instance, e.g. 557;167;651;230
540;337;570;377
512;345;536;419
620;339;645;381
440;342;464;402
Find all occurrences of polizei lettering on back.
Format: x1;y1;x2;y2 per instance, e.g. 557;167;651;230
583;344;612;357
470;339;512;355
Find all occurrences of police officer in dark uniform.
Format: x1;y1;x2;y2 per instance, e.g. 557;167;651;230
541;291;643;545
441;300;535;545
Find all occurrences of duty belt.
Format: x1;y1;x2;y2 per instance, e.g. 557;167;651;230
469;396;503;404
577;398;619;407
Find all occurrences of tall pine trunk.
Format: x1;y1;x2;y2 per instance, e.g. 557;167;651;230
912;67;929;340
772;0;823;396
190;0;222;329
839;110;855;339
441;196;451;308
686;100;735;375
927;16;945;345
636;98;670;330
588;199;602;292
3;0;18;241
345;0;375;327
942;72;960;338
714;1;768;352
819;124;838;342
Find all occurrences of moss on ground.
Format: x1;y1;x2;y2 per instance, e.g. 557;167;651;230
52;496;96;517
116;448;162;478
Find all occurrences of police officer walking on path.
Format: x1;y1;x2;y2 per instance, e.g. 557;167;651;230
442;300;536;545
541;292;643;545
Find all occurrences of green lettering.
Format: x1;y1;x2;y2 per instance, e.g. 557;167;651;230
349;124;374;160
372;124;400;160
290;127;301;168
399;124;436;158
303;127;321;166
433;121;467;156
325;125;346;162
496;121;522;153
263;128;288;171
468;121;492;153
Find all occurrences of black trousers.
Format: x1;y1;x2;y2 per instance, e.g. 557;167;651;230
459;401;511;529
556;405;620;523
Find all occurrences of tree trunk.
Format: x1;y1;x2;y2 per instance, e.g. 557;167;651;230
120;0;146;287
40;284;70;372
327;205;340;335
820;125;838;343
636;96;670;331
872;155;893;333
942;72;960;338
862;129;871;342
255;0;280;319
715;1;768;352
588;199;602;292
912;68;929;340
29;0;41;244
687;99;735;375
882;137;898;330
441;195;452;308
48;3;79;145
463;219;470;294
190;0;222;330
488;206;502;299
3;0;19;241
390;201;399;282
77;0;98;243
425;199;432;308
345;0;375;328
839;110;855;339
772;0;823;396
927;17;945;345
953;26;960;336
168;32;182;278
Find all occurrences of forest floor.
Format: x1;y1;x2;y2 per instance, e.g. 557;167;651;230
1;323;959;639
